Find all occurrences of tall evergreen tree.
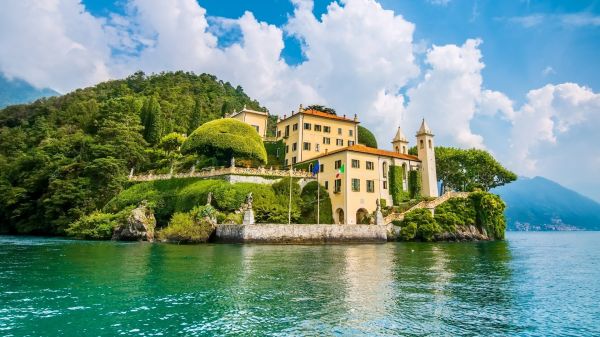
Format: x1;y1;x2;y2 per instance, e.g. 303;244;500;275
142;96;162;145
188;98;202;134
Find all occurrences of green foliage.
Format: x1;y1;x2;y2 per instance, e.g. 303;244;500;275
399;222;417;241
264;140;285;168
408;170;422;199
402;208;440;241
435;198;476;232
435;147;517;192
299;181;333;224
0;71;265;235
159;132;186;153
66;207;131;240
158;211;215;243
305;105;336;115
357;125;378;148
389;165;409;205
379;198;387;209
469;191;507;239
182;119;267;165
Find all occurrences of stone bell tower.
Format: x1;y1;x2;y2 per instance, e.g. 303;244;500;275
416;119;438;197
391;126;409;154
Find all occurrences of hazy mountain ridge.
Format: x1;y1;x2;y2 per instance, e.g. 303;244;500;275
0;74;58;108
493;176;600;231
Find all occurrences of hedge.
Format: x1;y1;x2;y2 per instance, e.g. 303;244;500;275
181;119;267;164
389;165;408;205
358;125;378;148
299;181;333;224
408;170;422;199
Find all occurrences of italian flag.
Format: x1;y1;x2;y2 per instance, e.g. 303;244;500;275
336;164;345;178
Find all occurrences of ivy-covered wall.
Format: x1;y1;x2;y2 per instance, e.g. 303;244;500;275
389;165;408;205
408;170;422;199
264;140;285;168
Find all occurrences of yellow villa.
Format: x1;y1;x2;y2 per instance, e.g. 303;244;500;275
226;105;269;138
275;107;438;225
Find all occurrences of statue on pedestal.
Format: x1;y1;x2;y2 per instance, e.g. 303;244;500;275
243;192;255;225
375;199;385;226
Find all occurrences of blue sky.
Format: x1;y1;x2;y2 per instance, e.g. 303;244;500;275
1;0;599;200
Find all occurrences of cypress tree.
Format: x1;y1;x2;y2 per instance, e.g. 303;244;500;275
188;98;202;134
142;96;162;145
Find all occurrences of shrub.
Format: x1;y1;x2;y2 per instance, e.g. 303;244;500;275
158;212;215;243
222;213;242;224
389;165;408;205
66;207;131;240
357;125;378;148
400;222;417;241
469;191;506;239
181;119;267;164
402;208;440;242
435;197;476;232
299;181;333;224
408;170;422;199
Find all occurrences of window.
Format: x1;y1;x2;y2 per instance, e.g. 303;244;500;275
351;159;360;168
334;179;342;193
303;142;311;151
320;164;324;173
335;160;342;169
367;180;375;193
420;139;424;149
315;124;322;132
383;181;388;189
336;139;344;146
252;125;259;133
285;159;289;166
316;144;320;152
348;140;355;146
285;145;289;153
324;126;331;133
292;156;297;164
323;137;331;144
277;130;281;137
292;143;297;151
383;162;388;178
285;125;290;137
351;178;360;192
428;139;432;149
293;123;298;131
337;128;342;135
349;129;353;137
402;146;406;154
324;181;329;190
308;163;314;172
366;161;374;170
304;123;312;130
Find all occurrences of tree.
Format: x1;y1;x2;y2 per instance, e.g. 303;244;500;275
357;125;378;148
181;119;267;165
159;133;186;154
305;105;336;115
435;147;517;192
141;96;162;145
188;98;203;134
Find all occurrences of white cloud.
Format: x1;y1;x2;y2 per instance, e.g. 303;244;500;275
500;12;600;28
427;0;451;6
542;66;555;76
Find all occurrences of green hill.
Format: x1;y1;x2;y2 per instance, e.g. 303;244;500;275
493;176;600;231
0;71;266;235
0;74;58;108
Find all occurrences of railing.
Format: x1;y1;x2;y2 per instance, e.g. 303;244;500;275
129;166;315;182
384;191;471;224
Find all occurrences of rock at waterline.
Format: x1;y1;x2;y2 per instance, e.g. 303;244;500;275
112;204;156;242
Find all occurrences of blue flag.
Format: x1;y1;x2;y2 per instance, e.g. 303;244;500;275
311;160;320;176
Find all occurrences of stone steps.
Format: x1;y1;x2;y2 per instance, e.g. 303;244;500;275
384;191;471;224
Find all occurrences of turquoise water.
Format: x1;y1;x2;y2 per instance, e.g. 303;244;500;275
1;232;599;336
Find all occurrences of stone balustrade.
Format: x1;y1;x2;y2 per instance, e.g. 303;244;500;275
384;191;471;224
129;166;314;182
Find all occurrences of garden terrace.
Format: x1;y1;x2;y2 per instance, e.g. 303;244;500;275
129;166;315;182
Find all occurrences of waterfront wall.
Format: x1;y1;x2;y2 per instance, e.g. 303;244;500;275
215;224;390;243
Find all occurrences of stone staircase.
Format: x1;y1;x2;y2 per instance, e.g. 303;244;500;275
384;191;471;224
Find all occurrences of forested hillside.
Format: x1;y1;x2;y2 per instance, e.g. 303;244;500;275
0;71;266;235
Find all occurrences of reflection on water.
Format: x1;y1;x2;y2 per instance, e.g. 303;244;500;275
1;233;599;336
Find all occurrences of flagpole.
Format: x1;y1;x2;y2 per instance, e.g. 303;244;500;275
288;164;292;225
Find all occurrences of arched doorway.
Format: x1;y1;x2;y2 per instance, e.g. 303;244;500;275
356;208;370;224
336;208;345;224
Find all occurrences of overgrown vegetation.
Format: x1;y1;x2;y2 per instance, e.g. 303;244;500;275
389;165;408;205
157;205;217;243
397;192;506;241
65;207;133;240
0;71;265;235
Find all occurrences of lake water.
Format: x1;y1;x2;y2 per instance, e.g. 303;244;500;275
1;232;599;336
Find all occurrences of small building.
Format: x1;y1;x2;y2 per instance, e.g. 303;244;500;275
296;119;438;225
275;105;359;166
226;105;269;138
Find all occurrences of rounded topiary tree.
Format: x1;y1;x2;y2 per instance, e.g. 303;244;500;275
181;119;267;165
358;125;378;148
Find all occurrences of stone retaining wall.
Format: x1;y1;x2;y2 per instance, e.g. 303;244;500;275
214;224;389;243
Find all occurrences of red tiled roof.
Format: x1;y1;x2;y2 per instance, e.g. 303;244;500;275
279;109;359;123
301;144;420;163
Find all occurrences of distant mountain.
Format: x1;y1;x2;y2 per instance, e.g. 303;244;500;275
0;74;58;108
493;176;600;231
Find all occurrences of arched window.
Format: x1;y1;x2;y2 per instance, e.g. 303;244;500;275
402;146;406;154
308;163;313;173
395;146;399;153
383;162;388;178
420;139;424;149
428;139;432;149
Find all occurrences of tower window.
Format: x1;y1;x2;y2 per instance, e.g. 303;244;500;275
428;139;432;149
383;162;388;178
420;139;424;149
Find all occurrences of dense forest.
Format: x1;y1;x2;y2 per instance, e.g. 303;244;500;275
0;71;267;235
